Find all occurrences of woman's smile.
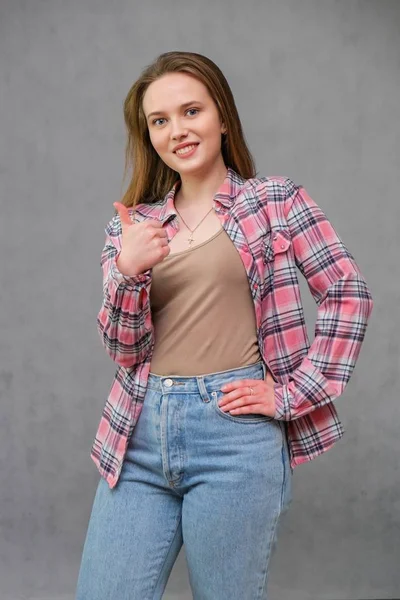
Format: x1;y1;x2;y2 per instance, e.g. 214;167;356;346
174;143;199;158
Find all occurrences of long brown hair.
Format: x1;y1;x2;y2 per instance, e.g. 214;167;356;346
120;51;256;208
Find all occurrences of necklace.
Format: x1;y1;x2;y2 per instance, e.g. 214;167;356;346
174;205;215;247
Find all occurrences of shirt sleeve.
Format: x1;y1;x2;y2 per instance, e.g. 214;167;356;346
96;214;152;368
273;179;374;421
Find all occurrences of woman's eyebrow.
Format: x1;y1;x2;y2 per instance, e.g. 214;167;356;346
147;100;204;120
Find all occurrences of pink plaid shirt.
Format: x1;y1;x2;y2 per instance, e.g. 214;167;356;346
92;167;373;488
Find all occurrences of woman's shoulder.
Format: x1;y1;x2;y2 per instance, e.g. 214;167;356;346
249;173;299;189
242;174;302;204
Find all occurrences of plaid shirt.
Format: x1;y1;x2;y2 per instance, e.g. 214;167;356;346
92;167;373;489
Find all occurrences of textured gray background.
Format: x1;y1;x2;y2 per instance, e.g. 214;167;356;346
0;1;398;599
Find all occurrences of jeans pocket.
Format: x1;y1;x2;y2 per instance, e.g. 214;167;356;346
211;390;274;424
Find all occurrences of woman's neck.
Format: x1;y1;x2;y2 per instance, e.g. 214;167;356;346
174;164;228;210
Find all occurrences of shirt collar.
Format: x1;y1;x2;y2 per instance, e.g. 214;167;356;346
135;167;248;223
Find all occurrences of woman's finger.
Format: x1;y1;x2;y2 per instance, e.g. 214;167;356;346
113;202;133;226
218;380;263;405
220;377;259;392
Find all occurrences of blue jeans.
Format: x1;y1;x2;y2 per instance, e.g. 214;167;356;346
76;360;292;600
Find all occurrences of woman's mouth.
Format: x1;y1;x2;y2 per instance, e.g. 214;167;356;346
174;143;199;158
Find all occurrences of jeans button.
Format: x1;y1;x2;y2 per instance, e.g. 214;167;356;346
163;378;173;387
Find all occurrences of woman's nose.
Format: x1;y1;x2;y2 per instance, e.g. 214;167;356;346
171;121;188;140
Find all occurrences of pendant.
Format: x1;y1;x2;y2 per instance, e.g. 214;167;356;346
188;234;194;246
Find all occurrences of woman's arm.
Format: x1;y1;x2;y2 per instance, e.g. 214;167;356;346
96;214;152;368
273;179;374;421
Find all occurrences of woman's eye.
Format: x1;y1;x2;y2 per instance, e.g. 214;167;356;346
152;109;198;126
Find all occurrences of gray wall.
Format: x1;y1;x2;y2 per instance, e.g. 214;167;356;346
0;1;398;599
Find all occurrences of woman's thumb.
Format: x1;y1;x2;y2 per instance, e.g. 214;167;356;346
113;202;133;226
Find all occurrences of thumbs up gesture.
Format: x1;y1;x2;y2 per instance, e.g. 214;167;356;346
113;202;170;277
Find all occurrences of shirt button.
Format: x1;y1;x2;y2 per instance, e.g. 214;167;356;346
163;379;173;387
281;244;285;249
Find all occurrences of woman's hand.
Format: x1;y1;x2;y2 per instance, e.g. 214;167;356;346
113;202;170;276
217;369;276;418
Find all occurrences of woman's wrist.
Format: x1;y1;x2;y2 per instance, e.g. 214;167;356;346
116;251;141;277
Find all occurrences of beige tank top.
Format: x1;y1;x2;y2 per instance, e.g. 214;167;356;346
149;226;262;376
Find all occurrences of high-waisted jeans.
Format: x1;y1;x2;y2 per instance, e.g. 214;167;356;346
75;360;292;600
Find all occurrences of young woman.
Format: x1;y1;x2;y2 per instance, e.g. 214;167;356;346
75;51;373;599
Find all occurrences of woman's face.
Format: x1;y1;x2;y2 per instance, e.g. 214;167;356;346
142;72;226;177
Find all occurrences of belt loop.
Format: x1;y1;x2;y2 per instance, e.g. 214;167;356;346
261;360;267;380
196;376;209;402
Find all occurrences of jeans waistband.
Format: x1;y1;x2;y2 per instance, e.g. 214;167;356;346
147;360;266;394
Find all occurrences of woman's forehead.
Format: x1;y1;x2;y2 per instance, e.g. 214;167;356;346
143;73;210;110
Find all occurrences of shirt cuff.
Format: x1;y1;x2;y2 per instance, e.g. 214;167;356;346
273;384;292;421
110;256;151;287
